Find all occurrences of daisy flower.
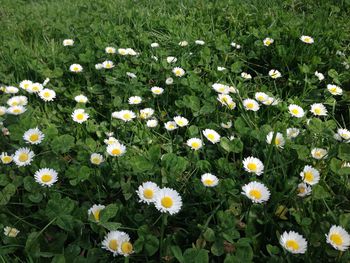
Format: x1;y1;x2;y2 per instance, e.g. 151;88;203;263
326;225;350;251
315;71;324;81
266;132;285;149
337;128;350;141
221;121;232;129
262;96;280;106
90;153;104;165
88;204;105;222
327;84;343;95
243;156;264;175
166;56;177;63
105;47;116;54
43;78;50;86
107;142;126;157
28;82;43;93
217;66;226;71
3;226;20;237
13;148;34;167
297;183;312;197
19;80;32;90
139;108;154;119
212;83;230;94
154;187;182;215
128;96;142;105
269;69;281;79
242;181;270;203
165;77;174;85
172;67;185;77
63;39;74;46
72;109;89;123
151;42;159;48
102;60;114;69
118;48;127;55
310;103;327;116
164;121;178;131
1;152;13;164
95;63;103;70
136;181;160;204
203;129;220;144
311;148;328;160
178;40;188;46
69;64;83;73
195;40;205;45
34;168;58;187
300;165;320;185
7;105;26;115
173;116;189;127
288;104;304;118
102;231;133;257
23;127;44;145
75;94;88;103
4;86;19;94
104;137;119;145
263;37;274;46
300;35;314;44
255;92;269;103
280;231;307;254
151;86;164;95
217;94;235;109
201;173;219;187
0;106;6;116
126;48;137;56
126;72;137;78
186;138;203;150
243;99;260;111
286;128;300;139
241;72;252;79
7;96;26;106
146;119;158;128
112;110;136;122
39;89;56;102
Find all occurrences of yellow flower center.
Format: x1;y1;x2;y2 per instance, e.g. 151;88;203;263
203;179;214;186
43;92;51;98
123;113;131;120
76;113;85;120
191;142;200;149
73;67;79;71
121;241;133;254
18;153;29;162
330;234;343;246
24;83;30;89
41;174;52;183
108;239;118;251
29;134;39;142
266;40;271;45
175;70;181;76
161;196;173;208
315;152;321;158
314;108;321;115
246;103;254;109
298;186;306;194
286;240;299;251
207;133;215;140
291;109;299;115
304;171;314;183
247;163;257;171
143;189;154;199
304;37;311;43
2;156;12;163
249;189;262;199
12;102;19;106
330;87;337;93
111;148;121;155
93;210;101;221
168;124;175;129
13;109;21;113
91;157;101;164
257;96;264;101
275;138;280;145
177;120;184;126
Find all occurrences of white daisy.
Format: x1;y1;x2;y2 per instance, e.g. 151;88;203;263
269;69;281;79
186;138;203;150
106;142;126;157
217;94;236;109
4;86;19;94
173;116;189;127
139;108;154;119
311;148;328;160
221;121;232;129
112;110;136;122
151;86;164;95
164;121;178;131
34;168;58;187
172;67;185;77
90;153;104;165
241;72;252;79
88;204;105;222
28;82;43;93
255;92;269;103
136;181;160;204
297;183;312;197
39;89;56;102
286;128;300;139
102;60;114;69
23;127;44;145
146;119;158;128
217;66;226;71
128;96;142;105
266;132;285;149
102;231;132;257
154;187;182;215
0;106;6;116
310;103;327;116
212;83;230;94
165;77;174;85
43;78;50;86
105;47;116;54
243;99;260;111
327;84;343;95
300;35;314;44
242;181;270;203
151;42;159;48
195;40;205;45
300;165;320;185
288;104;305;118
19;80;33;90
118;48;127;55
203;129;220;144
75;94;88;103
126;72;137;78
95;63;103;70
280;231;308;254
63;39;74;46
69;64;83;73
201;173;219;187
263;37;274;46
3;226;20;237
1;152;13;164
166;56;177;63
337;128;350;141
178;41;188;46
315;71;324;81
7;96;26;107
104;137;119;145
7;105;26;115
242;156;264;175
72;109;89;123
326;225;350;251
13;148;34;167
126;48;138;56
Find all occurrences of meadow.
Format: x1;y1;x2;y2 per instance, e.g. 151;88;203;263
1;0;350;262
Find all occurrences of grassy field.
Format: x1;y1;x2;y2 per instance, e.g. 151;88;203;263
1;0;350;262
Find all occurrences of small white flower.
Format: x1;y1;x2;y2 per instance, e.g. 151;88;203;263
0;152;12;164
221;121;233;129
326;225;350;251
154;187;182;215
310;103;327;116
172;67;185;77
217;66;226;71
164;121;178;131
173;116;189;127
195;40;205;45
266;132;285;149
151;42;159;48
28;82;43;93
146;119;158;128
201;173;219;187
269;69;281;79
327;84;343;96
242;181;270;203
105;47;116;54
280;231;308;254
136;181;160;204
241;72;252;79
337;128;350;141
126;48;138;56
90;153;104;165
74;94;88;103
165;77;174;85
217;94;236;109
69;64;83;73
203;129;220;144
263;38;274;46
186;138;203;151
151;56;158;61
23;127;44;145
19;80;33;90
128;96;142;105
243;99;260;111
255;92;269;103
63;39;74;46
178;41;188;47
43;78;50;86
3;226;20;237
88;204;105;222
4;86;19;94
106;142;126;157
311;148;328;160
112;110;136;122
300;35;314;44
13;148;34;167
0;106;6;116
104;137;119;145
126;72;137;78
212;83;230;94
118;48;127;55
34;168;58;187
102;60;114;69
151;86;164;95
243;157;264;176
300;165;320;185
72;109;89;123
95;63;103;70
288;104;305;118
7;105;26;115
315;71;324;81
139;108;154;119
297;183;312;197
286;128;300;139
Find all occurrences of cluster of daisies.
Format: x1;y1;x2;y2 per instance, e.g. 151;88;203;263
1;33;350;259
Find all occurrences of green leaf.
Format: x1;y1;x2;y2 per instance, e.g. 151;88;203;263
203;228;215;242
25;231;41;258
338;144;350;161
144;235;159;256
171;245;184;263
99;222;121;231
312;185;331;200
130;155;154;172
51;135;75;154
266;244;280;255
220;138;243;153
100;204;118;222
0;183;16;206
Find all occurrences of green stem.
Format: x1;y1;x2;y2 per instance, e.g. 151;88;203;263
159;213;168;262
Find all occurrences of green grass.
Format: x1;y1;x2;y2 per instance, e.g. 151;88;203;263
1;0;350;262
